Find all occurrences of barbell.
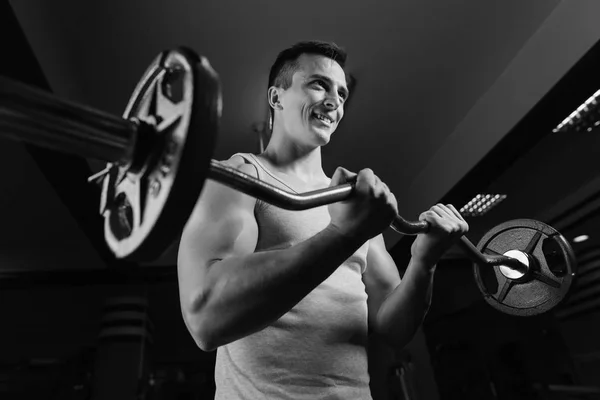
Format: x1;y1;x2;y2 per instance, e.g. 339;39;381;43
0;47;577;317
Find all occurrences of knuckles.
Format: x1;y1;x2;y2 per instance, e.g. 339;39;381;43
336;167;398;217
420;205;469;237
360;168;374;176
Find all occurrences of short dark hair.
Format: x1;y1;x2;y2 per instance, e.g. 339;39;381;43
268;40;348;91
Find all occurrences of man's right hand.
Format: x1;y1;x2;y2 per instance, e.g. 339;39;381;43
327;167;398;242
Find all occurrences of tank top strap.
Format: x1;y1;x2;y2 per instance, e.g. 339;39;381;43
229;153;262;180
229;153;300;194
229;153;296;213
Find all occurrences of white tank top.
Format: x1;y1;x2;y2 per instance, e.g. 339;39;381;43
214;153;372;400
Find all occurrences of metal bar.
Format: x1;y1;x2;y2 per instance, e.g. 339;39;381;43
208;160;430;235
459;236;492;266
0;74;526;273
207;160;524;270
0;75;137;163
208;159;354;210
0;3;136;270
459;236;528;274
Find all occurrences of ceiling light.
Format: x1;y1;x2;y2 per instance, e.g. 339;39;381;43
459;194;507;217
573;234;589;243
553;88;600;133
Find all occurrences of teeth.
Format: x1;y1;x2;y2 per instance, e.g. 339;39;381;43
314;114;332;124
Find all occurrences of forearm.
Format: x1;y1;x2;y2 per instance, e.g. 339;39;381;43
374;258;436;349
189;224;365;350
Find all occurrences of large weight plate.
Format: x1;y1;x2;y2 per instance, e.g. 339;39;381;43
101;47;221;261
473;219;577;316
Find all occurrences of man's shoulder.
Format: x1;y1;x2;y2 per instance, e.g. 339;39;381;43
219;153;259;179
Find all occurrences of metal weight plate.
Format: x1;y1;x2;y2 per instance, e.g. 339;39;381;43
473;219;577;316
101;47;221;261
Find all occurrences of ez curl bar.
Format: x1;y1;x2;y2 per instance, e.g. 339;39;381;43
0;47;577;316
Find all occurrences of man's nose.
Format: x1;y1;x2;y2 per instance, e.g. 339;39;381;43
324;92;341;110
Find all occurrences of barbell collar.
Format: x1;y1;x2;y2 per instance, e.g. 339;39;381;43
0;75;137;164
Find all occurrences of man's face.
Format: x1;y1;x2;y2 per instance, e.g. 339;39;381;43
275;54;349;147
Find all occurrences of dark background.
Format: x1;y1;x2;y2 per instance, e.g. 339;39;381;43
2;1;600;399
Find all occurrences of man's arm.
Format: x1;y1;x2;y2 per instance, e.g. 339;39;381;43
364;204;468;350
364;234;435;350
178;163;391;352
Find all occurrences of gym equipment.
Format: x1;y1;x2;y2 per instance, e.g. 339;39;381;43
0;48;220;261
473;219;576;316
0;47;577;316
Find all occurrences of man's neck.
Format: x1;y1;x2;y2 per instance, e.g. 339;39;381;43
262;137;326;182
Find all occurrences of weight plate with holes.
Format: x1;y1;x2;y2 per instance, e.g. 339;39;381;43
101;47;221;261
472;219;577;317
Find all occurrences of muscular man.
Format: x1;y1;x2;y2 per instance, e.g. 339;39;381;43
177;41;468;399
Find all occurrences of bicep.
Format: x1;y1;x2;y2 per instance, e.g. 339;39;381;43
364;234;401;330
177;162;259;312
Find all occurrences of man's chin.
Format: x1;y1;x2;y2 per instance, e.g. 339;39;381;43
311;126;335;143
312;131;332;147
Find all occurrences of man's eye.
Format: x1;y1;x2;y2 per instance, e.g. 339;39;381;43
313;80;326;88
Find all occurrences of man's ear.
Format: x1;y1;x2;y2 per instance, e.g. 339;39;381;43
268;86;283;110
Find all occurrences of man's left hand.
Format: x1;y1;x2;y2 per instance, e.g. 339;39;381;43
410;204;469;269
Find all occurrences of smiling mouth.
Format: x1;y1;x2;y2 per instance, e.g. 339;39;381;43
312;112;334;126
